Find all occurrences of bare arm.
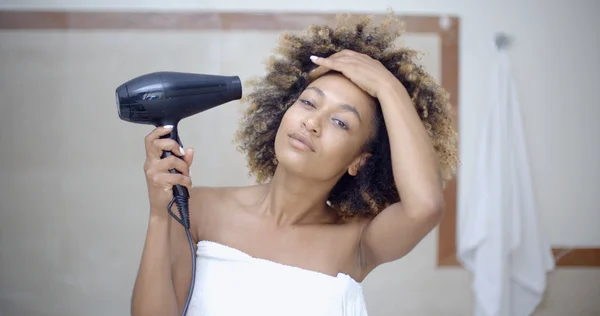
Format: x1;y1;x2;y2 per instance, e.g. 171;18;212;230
131;126;199;315
309;51;445;275
359;79;445;273
131;199;202;315
131;214;180;316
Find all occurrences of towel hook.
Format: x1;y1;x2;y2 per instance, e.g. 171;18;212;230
495;32;512;50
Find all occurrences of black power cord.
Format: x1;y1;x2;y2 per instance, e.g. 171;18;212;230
168;192;196;316
157;128;196;315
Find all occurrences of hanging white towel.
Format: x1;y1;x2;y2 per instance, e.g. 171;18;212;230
457;38;556;316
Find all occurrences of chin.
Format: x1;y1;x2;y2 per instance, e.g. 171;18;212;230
275;145;308;167
274;139;312;173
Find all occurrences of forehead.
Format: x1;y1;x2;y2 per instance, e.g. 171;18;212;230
306;73;376;111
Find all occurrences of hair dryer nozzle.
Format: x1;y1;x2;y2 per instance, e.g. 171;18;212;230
115;71;242;126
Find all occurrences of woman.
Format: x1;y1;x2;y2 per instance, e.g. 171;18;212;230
131;13;458;316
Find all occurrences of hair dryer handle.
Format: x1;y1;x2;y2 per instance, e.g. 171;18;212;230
159;125;190;199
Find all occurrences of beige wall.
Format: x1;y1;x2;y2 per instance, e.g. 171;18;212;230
1;1;599;316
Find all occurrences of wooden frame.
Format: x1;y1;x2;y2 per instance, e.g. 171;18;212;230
3;9;595;267
0;9;458;267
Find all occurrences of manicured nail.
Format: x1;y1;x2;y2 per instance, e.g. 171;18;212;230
179;146;185;155
164;125;173;129
310;55;319;61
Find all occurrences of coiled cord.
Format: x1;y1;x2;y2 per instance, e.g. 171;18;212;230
168;194;196;316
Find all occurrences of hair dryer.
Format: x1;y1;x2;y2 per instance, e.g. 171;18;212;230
115;71;242;316
116;71;242;226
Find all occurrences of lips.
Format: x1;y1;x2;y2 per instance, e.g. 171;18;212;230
289;132;315;152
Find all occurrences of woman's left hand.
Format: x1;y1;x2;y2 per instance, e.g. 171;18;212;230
309;49;402;99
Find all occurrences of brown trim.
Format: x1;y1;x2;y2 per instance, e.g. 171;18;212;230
552;248;600;267
0;11;451;32
437;16;461;267
0;9;469;266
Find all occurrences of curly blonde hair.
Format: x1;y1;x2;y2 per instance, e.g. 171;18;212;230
234;12;459;218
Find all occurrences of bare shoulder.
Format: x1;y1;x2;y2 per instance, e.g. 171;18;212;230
188;184;264;240
189;185;264;211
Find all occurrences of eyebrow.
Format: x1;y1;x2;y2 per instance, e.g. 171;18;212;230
305;86;362;121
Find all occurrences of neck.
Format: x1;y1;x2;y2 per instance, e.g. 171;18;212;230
259;166;338;226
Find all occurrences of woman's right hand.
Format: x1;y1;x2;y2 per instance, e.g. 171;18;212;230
143;125;195;217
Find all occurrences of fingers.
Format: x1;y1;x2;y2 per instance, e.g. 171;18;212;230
330;49;361;58
143;126;195;179
152;155;191;176
308;65;332;81
145;125;174;152
310;55;337;69
148;172;193;192
308;51;354;80
145;126;185;161
151;139;186;158
182;147;195;168
309;50;379;85
310;49;371;69
310;55;357;75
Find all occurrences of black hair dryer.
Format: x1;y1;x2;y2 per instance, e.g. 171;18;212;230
115;71;242;227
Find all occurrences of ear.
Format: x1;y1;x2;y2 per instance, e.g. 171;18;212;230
347;153;372;176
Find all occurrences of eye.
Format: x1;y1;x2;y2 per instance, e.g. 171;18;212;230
300;99;315;108
333;119;348;130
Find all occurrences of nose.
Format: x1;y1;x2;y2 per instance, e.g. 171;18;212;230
302;115;321;136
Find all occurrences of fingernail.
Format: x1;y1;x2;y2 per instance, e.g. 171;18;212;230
164;125;173;129
310;55;319;61
179;146;185;155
